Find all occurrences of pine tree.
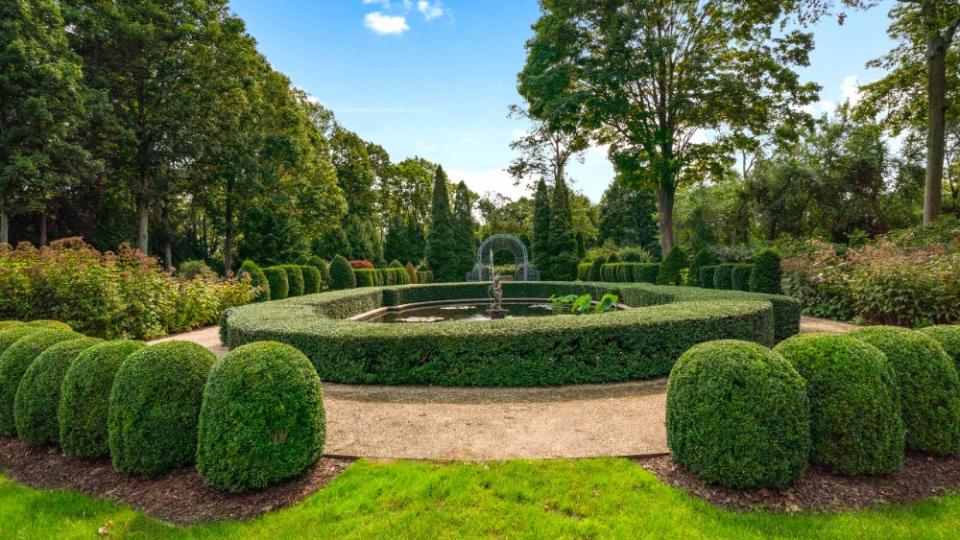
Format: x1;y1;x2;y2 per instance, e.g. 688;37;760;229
452;181;476;277
543;177;578;280
531;178;551;268
425;166;459;281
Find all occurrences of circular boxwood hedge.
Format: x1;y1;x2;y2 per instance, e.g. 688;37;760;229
283;265;305;297
848;326;960;455
59;340;145;458
108;341;216;476
666;340;810;489
197;342;325;492
0;329;79;435
329;255;355;290
0;325;44;357
262;267;289;300
238;260;270;302
919;325;960;367
774;333;905;475
14;337;101;445
300;265;322;295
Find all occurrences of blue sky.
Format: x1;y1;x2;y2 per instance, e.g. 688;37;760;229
229;0;898;202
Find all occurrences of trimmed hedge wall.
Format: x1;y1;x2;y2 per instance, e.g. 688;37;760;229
713;264;734;290
699;266;718;289
750;249;782;294
688;249;719;287
300;265;321;295
197;342;325;492
0;328;79;435
262;267;289;300
221;281;801;386
577;262;591;281
598;263;660;283
731;264;754;292
282;265;305;297
656;247;687;285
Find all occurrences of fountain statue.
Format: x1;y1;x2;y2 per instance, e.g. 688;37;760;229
488;275;507;319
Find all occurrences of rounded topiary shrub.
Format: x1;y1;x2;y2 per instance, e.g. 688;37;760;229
713;263;734;290
283;265;305;297
262;267;289;300
0;325;44;357
587;256;606;282
14;337;101;445
731;264;754;292
197;342;325;492
300;265;321;295
749;249;782;294
774;333;905;475
920;325;960;367
26;320;73;331
666;340;810;489
60;340;144;458
688;248;719;287
108;341;216;476
308;256;330;288
0;329;78;435
0;321;23;332
656;247;687;285
237;260;270;302
698;265;718;289
329;255;356;290
848;326;960;455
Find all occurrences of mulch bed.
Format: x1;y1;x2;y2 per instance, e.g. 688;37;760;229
638;452;960;513
0;437;353;525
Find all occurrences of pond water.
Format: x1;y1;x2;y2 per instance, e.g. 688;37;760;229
368;302;556;323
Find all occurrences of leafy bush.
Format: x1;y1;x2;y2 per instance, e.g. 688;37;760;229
618;246;652;263
197;342;325;492
282;265;305;297
713;264;734;290
349;260;374;269
848;326;960;455
0;329;79;435
262;267;289;300
698;266;718;289
656;247;687;285
300;265;321;295
238;260;270;302
405;262;418;284
688;248;719;287
666;340;810;489
749;249;783;294
108;341;216;476
329;256;356;290
14;337;101;445
919;325;960;366
774;334;905;475
587;256;605;282
177;260;216;280
60;340;144;458
731;264;754;292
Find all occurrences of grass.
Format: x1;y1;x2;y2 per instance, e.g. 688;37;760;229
1;458;959;539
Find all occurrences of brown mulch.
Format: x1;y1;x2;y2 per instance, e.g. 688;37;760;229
0;437;353;525
638;452;960;513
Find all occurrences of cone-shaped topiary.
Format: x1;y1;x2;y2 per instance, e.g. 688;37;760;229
774;333;905;476
237;260;270;302
688;248;719;287
698;266;718;289
197;342;325;492
329;255;356;290
848;326;960;455
262;267;289;300
108;341;216;476
749;249;782;294
300;265;321;295
0;329;79;435
656;247;687;285
666;340;810;489
920;325;960;367
282;265;304;297
60;340;144;458
14;337;101;445
587;256;606;282
713;263;734;290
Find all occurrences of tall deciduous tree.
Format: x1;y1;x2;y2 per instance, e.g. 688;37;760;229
425;166;459;281
531;178;551;268
519;0;818;253
507;105;587;190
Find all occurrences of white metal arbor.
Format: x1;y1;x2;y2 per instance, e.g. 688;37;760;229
466;233;540;282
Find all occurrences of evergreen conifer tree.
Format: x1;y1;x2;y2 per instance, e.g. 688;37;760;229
531;178;551;269
542;177;578;280
425;166;459;281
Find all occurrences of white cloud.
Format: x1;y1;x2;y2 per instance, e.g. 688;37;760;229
841;75;861;106
364;12;409;35
417;0;444;20
362;0;391;7
803;100;836;117
448;168;528;200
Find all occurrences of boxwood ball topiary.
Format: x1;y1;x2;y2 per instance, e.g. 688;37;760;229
300;265;321;295
197;342;325;492
0;325;44;357
666;340;810;489
656;247;687;285
238;260;270;302
749;249;782;294
774;333;905;475
59;340;145;458
26;320;73;331
108;341;216;476
14;337;101;445
283;265;305;297
329;255;356;290
0;321;23;332
262;267;289;300
0;329;79;435
848;326;960;455
919;325;960;367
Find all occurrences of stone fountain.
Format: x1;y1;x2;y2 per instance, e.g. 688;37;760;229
487;274;507;319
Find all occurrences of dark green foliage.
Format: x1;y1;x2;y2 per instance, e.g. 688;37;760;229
687;249;719;287
577;262;592;281
919;325;960;367
666;340;810;489
300;265;321;295
606;253;621;264
531;178;551;269
108;341;216;476
713;264;735;290
750;250;783;294
587;256;606;282
597;180;659;255
355;269;378;287
238;260;270;302
541;177;579;280
600;262;660;283
0;326;44;357
699;266;718;289
633;264;661;284
774;334;905;476
282;265;304;297
197;342;325;492
60;340;144;458
656;247;687;285
389;259;403;268
848;326;960;455
14;337;100;445
425;166;461;282
731;264;754;291
452;181;477;278
329;256;356;290
262;267;289;300
307;256;330;289
0;329;78;435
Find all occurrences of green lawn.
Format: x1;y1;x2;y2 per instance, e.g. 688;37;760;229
2;458;959;539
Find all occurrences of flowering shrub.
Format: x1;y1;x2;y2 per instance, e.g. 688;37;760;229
349;259;374;269
0;239;254;339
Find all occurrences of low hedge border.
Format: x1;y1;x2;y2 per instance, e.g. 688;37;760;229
221;282;800;386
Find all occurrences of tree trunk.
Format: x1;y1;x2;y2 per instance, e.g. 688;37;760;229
223;177;235;277
0;209;8;245
656;186;675;255
39;211;47;246
925;33;947;224
137;196;149;254
164;240;173;272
